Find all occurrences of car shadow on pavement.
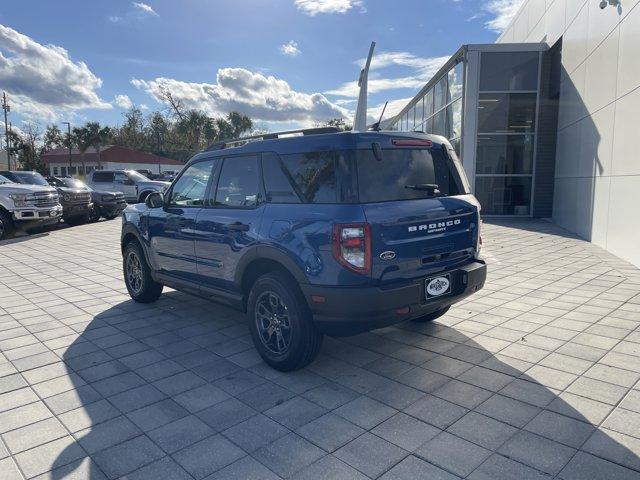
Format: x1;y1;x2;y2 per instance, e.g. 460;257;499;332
48;292;640;480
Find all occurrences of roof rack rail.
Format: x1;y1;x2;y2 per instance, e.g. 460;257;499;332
204;127;341;152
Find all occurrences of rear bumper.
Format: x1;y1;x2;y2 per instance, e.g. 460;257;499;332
301;260;486;336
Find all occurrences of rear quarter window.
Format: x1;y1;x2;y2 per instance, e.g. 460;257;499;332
263;151;338;203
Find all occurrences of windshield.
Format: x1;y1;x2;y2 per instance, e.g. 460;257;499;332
127;171;150;182
61;178;90;190
13;172;50;186
356;148;466;203
0;174;12;184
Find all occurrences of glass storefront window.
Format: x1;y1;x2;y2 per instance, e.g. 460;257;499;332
432;109;446;136
476;135;534;174
448;62;464;102
434;76;447;112
423;116;433;134
475;176;532;215
477;93;536;133
408;106;416;130
446;98;462;139
415;97;424;131
480;51;539;91
424;89;433;117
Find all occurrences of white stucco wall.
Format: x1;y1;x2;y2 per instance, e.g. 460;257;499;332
498;0;640;267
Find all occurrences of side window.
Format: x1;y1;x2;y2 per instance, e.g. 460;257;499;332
214;156;260;207
114;172;129;184
92;171;113;183
279;152;337;203
169;160;216;207
262;152;302;203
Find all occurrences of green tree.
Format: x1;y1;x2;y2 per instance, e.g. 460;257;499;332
43;125;65;151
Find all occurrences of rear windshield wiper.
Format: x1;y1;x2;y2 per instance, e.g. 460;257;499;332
405;184;445;197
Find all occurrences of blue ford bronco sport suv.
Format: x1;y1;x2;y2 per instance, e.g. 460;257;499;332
121;128;486;371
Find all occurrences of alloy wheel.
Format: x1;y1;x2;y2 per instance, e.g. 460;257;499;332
126;251;143;294
255;291;292;355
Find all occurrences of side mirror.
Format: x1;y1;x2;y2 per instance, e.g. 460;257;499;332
145;192;164;208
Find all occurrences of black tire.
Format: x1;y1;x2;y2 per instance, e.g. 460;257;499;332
123;241;163;303
247;271;323;371
106;212;120;220
138;191;151;203
89;207;101;223
412;305;450;323
0;210;14;240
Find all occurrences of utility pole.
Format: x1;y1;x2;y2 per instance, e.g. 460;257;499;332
62;122;71;175
8;122;13;170
2;92;9;169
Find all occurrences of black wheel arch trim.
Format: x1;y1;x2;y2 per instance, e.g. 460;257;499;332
234;244;309;290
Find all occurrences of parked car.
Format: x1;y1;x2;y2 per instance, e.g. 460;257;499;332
120;129;486;371
136;169;153;178
0;174;62;240
47;176;126;221
86;170;170;203
1;171;93;226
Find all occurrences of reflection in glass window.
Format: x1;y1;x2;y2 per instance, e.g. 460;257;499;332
476;135;534;174
432;109;446;136
214;156;260;207
279;151;337;203
477;93;536;133
475;176;532;215
446;98;462;139
424;89;434;117
423;116;433;135
170;160;215;206
480;51;539;91
434;76;447;112
448;62;464;102
415;98;424;131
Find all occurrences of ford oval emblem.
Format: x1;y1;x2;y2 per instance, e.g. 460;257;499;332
379;251;396;260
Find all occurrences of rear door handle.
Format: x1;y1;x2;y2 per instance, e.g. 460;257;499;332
227;222;250;232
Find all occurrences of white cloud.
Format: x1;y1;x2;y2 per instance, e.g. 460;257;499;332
114;94;133;109
326;52;449;97
132;67;348;123
484;0;524;33
133;2;158;16
0;24;110;122
366;97;413;124
109;2;158;23
280;40;301;57
294;0;365;16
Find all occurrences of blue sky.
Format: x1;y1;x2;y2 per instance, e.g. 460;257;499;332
0;0;522;133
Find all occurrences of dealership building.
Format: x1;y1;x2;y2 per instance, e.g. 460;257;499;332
383;0;640;267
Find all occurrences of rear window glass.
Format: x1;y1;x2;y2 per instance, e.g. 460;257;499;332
264;151;337;203
93;171;113;182
356;148;464;203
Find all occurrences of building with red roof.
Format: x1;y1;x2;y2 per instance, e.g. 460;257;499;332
41;145;183;177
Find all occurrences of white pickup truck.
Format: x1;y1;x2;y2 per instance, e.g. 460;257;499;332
0;174;63;240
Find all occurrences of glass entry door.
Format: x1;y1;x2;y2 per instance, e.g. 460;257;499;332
474;51;540;216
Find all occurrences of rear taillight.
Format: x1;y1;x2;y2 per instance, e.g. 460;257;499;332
477;218;483;253
332;223;371;275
